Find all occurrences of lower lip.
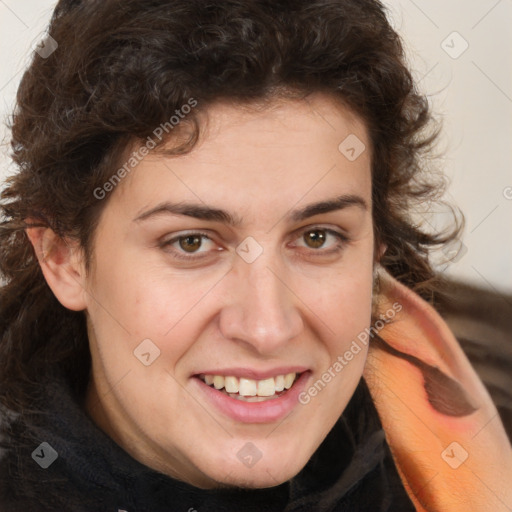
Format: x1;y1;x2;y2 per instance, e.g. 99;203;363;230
192;372;311;424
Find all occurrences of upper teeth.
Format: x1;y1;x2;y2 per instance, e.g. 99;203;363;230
202;373;298;397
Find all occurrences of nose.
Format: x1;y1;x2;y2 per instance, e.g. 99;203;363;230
218;254;304;355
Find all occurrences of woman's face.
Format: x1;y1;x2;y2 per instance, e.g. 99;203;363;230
83;92;375;489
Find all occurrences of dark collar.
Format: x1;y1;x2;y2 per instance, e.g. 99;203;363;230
0;373;407;512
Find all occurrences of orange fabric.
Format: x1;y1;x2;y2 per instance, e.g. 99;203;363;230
364;270;512;511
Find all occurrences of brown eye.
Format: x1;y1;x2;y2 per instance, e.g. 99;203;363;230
303;229;327;249
178;235;203;252
160;231;219;261
291;226;348;257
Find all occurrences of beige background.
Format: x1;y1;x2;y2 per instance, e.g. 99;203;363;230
1;0;511;292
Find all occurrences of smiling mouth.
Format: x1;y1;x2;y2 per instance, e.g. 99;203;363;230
196;372;302;402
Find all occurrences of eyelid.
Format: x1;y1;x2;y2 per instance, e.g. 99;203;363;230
290;223;348;240
288;225;349;252
160;225;349;261
159;230;218;258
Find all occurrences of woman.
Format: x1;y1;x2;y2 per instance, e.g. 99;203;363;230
1;0;510;510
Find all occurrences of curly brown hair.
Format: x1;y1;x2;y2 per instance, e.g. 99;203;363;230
0;0;459;414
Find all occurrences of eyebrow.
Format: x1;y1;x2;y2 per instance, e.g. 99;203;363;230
133;194;368;226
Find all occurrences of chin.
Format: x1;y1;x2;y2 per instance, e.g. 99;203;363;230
207;460;305;490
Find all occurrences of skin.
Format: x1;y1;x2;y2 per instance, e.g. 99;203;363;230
27;92;376;489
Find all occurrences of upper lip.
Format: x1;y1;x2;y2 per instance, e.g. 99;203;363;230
194;366;310;380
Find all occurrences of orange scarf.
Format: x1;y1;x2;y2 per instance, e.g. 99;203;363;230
364;269;512;511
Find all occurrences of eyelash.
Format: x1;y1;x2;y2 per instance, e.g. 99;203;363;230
159;227;349;262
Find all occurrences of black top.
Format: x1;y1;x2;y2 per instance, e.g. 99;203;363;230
0;373;414;512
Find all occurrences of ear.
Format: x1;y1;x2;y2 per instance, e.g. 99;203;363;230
25;224;88;311
364;267;512;511
375;242;387;262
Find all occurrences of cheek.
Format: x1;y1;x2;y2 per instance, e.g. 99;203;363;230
89;240;216;335
314;260;374;350
126;272;223;338
296;271;371;438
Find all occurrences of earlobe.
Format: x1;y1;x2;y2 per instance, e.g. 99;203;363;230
25;225;87;312
375;242;387;264
377;243;387;260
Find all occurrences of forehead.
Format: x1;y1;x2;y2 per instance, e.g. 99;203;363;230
110;93;372;221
